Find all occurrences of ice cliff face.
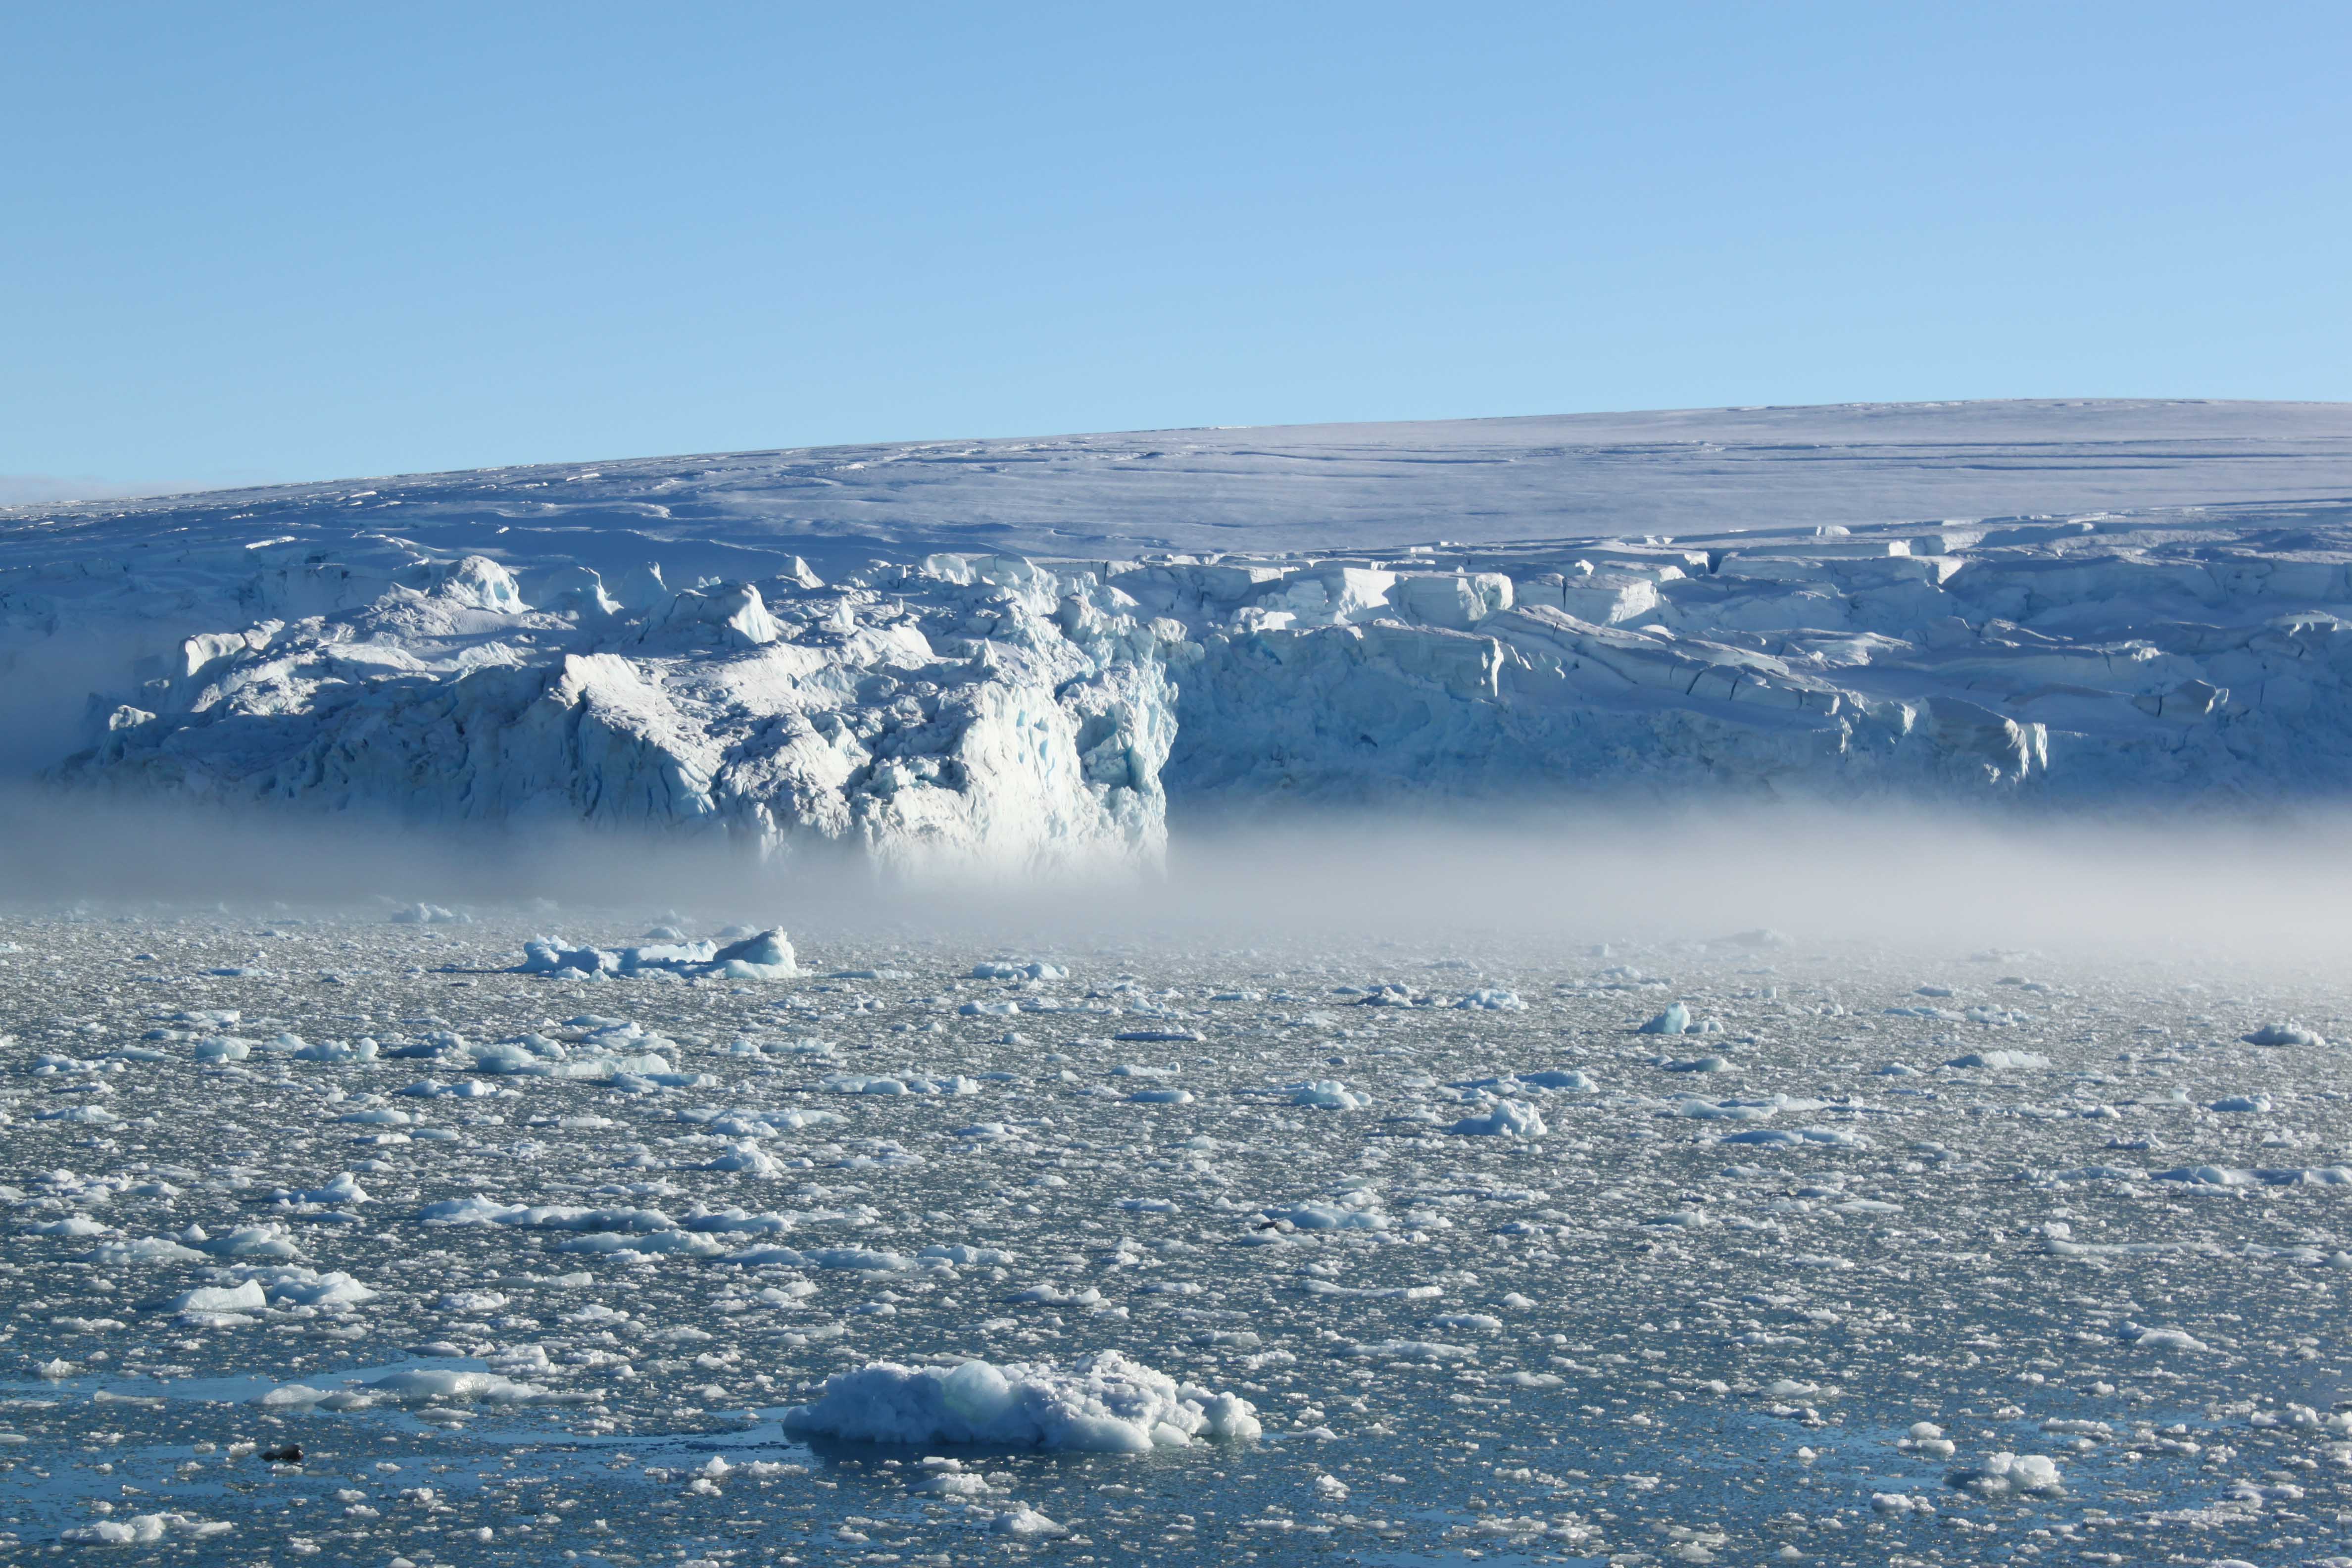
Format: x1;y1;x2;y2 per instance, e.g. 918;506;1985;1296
27;543;1172;869
1149;512;2352;804
7;401;2352;861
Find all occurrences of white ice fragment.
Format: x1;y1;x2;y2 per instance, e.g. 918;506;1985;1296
918;1243;1020;1267
780;1352;1260;1452
991;1505;1070;1537
713;929;799;980
169;1281;268;1316
274;1172;371;1206
83;1236;206;1267
973;960;1066;981
1447;1099;1546;1137
2152;1165;2254;1186
245;1267;377;1307
1946;1452;2062;1496
2242;1023;2325;1047
1944;1049;2052;1070
1263;1188;1389;1230
1512;1069;1594;1091
23;1216;108;1237
62;1512;233;1545
367;1369;573;1404
1717;1126;1865;1147
1453;989;1525;1011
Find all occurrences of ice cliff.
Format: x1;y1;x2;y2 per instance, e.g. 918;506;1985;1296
6;400;2352;864
22;544;1172;869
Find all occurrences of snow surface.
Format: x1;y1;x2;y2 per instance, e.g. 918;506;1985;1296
10;400;2352;863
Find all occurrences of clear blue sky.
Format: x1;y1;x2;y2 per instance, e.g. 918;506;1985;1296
5;1;2348;494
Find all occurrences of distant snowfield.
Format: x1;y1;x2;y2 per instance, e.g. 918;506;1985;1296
5;398;2352;864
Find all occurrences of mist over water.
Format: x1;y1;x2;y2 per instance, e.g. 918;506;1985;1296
7;786;2352;968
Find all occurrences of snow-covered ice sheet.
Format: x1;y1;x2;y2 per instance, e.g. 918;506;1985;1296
2;906;2350;1563
13;400;2352;865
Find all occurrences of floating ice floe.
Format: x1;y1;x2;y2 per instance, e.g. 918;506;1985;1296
23;1216;108;1238
1515;1069;1594;1091
271;1172;370;1207
82;1235;207;1267
1262;1187;1389;1230
1287;1079;1372;1109
182;1224;301;1261
780;1352;1260;1451
724;1244;913;1271
1453;988;1525;1011
422;1197;667;1230
1666;1095;1795;1121
242;1266;377;1307
366;1369;593;1405
821;1073;980;1095
166;1281;267;1318
157;1271;369;1325
1448;1099;1546;1136
515;930;799;980
2152;1165;2255;1186
1343;1339;1479;1363
1944;1049;2052;1070
973;960;1066;981
390;903;470;925
1946;1452;2063;1496
62;1513;233;1545
1718;1127;1867;1147
988;1505;1070;1537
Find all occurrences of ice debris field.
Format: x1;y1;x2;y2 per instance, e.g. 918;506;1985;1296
0;399;2350;1565
2;916;2352;1566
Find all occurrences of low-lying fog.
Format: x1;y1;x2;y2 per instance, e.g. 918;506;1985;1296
6;788;2350;966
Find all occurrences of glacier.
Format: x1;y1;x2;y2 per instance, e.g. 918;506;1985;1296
6;397;2352;864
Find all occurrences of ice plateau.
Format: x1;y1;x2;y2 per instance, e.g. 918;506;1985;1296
8;398;2352;863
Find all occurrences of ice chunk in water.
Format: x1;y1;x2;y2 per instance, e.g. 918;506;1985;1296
781;1352;1260;1452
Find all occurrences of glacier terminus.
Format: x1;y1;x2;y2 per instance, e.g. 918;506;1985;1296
7;399;2352;863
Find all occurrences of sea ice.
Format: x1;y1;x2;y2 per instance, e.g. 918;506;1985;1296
780;1352;1260;1452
